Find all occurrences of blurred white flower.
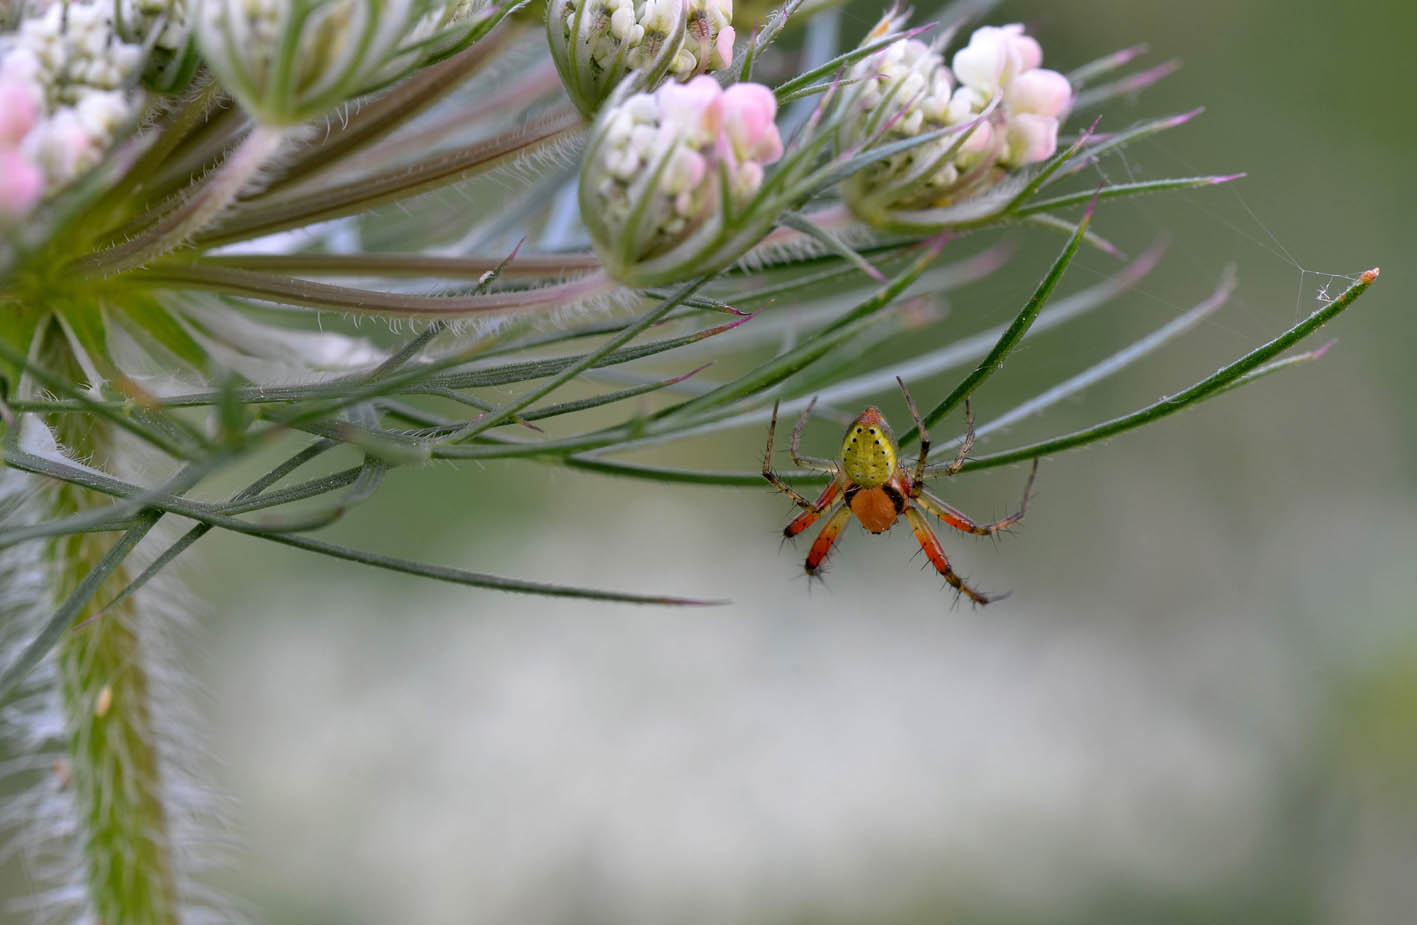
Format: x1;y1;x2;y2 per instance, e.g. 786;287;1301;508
0;1;148;219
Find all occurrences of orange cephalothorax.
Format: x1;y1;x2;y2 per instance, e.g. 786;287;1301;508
761;379;1038;605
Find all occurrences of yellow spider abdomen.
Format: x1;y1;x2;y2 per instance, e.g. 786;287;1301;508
840;413;897;488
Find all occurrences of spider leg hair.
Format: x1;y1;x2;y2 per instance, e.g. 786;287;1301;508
916;459;1039;536
919;399;976;480
896;377;933;488
805;504;853;575
904;507;992;604
763;401;821;508
791;396;836;471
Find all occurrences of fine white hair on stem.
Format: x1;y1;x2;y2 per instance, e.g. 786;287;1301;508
0;470;82;925
0;446;240;924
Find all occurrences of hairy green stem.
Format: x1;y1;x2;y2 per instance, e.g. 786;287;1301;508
42;333;179;924
78;125;290;277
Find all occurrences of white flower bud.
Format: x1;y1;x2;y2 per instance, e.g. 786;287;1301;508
837;24;970;220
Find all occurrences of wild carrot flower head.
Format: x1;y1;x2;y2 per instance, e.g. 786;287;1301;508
837;14;1072;232
580;74;782;286
949;23;1072;168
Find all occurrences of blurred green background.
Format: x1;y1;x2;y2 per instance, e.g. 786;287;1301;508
4;0;1415;921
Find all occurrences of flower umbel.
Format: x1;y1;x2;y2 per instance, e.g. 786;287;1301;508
837;14;1072;231
581;74;782;285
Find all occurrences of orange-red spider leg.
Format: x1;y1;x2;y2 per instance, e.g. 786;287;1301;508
916;459;1038;535
805;504;853;574
784;477;843;537
904;507;991;604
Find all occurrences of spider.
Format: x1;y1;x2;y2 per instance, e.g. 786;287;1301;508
762;378;1038;604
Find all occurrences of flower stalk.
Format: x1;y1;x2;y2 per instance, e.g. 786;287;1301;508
38;327;179;923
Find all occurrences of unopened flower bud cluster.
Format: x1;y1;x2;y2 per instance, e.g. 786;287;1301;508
584;74;781;270
550;0;735;115
197;0;476;124
843;22;1071;216
0;2;148;220
949;25;1071;169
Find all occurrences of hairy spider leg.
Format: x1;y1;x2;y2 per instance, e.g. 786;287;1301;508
764;400;844;535
762;401;819;508
791;397;836;471
894;377;934;488
934;398;976;478
784;477;843;537
805;504;853;574
904;392;974;482
915;459;1039;535
904;507;991;604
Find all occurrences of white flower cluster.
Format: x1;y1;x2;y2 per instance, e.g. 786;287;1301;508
582;74;781;279
561;0;732;78
0;2;148;220
841;20;1071;220
842;36;961;212
550;0;734;115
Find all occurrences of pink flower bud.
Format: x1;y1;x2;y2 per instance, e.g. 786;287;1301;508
1007;68;1072;118
0;149;45;219
661;74;724;134
0;79;41;147
721;82;782;163
715;25;736;70
1002;112;1059;166
1003;25;1043;72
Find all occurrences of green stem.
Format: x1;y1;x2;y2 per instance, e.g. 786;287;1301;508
958;268;1379;472
42;369;180;921
76;125;291;277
